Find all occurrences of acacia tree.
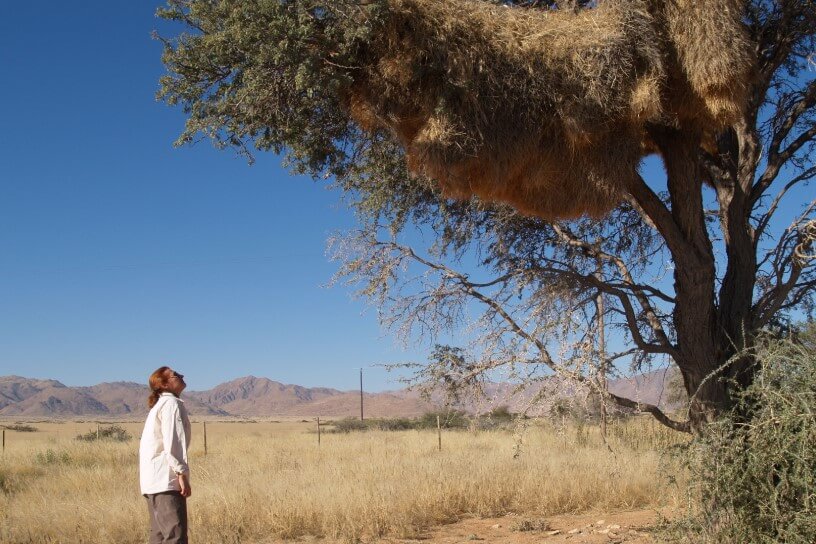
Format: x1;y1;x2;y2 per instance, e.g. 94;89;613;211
157;0;815;432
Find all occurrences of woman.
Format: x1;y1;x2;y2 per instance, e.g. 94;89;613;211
139;366;192;544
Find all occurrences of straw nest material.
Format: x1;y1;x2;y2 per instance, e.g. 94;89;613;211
663;0;755;129
345;0;754;219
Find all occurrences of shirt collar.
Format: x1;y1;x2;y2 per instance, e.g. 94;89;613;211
160;392;184;402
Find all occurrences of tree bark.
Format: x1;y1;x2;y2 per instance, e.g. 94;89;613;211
716;123;759;392
650;127;726;430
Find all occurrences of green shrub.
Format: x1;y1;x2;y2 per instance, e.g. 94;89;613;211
418;410;469;429
669;335;816;543
331;417;370;433
372;417;416;431
35;448;72;466
76;425;132;442
330;411;472;433
329;409;518;433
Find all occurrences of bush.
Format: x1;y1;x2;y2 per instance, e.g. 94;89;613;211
330;411;473;433
487;405;514;421
35;448;72;466
418;410;469;429
371;417;416;431
2;424;38;432
670;335;816;543
76;425;132;442
330;418;370;433
328;409;519;433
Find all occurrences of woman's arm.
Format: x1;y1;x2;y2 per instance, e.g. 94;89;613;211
160;400;191;495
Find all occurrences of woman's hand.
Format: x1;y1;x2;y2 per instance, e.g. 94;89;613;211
178;473;192;498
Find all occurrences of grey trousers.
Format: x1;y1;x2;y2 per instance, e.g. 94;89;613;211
145;491;188;544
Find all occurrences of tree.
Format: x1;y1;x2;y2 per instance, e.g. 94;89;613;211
156;0;816;432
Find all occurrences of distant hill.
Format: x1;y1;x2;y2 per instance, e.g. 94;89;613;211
0;377;110;416
608;367;678;408
0;376;227;418
0;376;65;411
188;376;345;415
0;369;678;419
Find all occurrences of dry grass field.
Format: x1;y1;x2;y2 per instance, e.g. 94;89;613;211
0;418;686;544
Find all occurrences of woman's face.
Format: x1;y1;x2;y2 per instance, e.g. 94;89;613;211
165;369;186;395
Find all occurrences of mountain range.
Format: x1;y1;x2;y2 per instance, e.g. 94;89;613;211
0;370;676;419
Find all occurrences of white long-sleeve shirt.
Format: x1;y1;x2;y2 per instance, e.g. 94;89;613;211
139;392;192;495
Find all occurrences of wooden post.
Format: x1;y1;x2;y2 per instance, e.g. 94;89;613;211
203;422;208;455
437;415;442;451
359;368;364;421
2;428;5;454
317;417;321;446
96;423;100;441
562;415;567;450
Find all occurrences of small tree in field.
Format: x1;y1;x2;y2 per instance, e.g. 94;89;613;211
156;0;815;432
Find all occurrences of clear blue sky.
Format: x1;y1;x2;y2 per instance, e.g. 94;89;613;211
1;3;810;392
0;1;421;392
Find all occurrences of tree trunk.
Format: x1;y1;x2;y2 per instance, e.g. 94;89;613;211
653;127;728;430
715;123;759;392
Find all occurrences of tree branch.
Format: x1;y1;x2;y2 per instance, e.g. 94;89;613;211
608;393;691;433
751;79;816;204
754;171;816;245
754;218;816;327
551;224;676;353
628;173;690;256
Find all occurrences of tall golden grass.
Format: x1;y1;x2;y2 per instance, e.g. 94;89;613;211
0;418;685;543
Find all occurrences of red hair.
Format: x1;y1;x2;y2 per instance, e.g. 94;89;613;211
147;366;172;408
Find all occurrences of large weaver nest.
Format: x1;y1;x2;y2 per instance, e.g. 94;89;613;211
345;0;754;219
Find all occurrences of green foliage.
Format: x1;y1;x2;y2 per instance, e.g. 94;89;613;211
667;335;816;543
35;448;73;466
330;417;370;433
156;0;448;238
156;0;387;176
548;397;578;420
371;417;416;431
330;410;484;433
75;425;132;442
154;0;586;181
418;409;470;429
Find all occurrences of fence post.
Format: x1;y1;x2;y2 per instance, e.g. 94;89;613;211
437;415;442;451
96;423;100;441
203;422;208;455
2;428;5;454
317;417;321;446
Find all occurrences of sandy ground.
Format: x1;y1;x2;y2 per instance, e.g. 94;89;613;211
276;509;665;544
378;510;662;544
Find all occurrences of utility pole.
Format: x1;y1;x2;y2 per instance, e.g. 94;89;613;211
598;287;607;439
360;368;364;421
595;250;608;440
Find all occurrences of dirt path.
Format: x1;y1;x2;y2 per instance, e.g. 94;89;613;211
376;509;664;544
259;509;667;544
